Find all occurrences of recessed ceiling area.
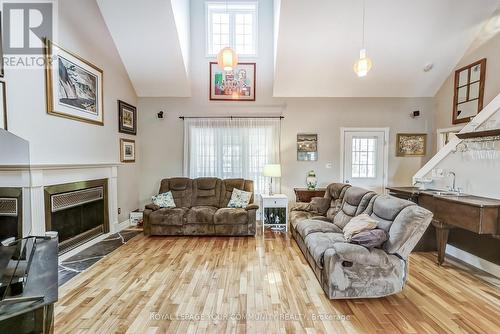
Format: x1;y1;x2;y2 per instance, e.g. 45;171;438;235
273;0;500;97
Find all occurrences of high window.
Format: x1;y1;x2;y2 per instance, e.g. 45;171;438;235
206;2;258;56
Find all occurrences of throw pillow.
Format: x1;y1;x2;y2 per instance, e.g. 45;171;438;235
227;188;252;208
350;229;388;249
152;191;176;208
310;197;331;215
343;213;378;241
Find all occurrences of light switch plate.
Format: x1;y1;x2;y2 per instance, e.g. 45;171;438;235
325;163;333;169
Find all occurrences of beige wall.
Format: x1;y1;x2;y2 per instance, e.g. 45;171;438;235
138;97;433;205
433;11;500;144
5;0;139;221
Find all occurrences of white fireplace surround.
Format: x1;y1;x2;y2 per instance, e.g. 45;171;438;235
0;163;122;237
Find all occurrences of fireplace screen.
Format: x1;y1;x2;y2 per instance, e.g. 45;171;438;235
45;179;108;254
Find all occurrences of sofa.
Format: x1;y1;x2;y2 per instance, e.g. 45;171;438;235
290;183;433;299
143;177;258;236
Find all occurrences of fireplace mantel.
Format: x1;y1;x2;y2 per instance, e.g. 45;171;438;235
0;163;121;237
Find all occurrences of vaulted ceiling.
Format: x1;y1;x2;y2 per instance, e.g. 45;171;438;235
97;0;500;98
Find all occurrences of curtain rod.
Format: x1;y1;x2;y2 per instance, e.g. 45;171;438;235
179;116;284;120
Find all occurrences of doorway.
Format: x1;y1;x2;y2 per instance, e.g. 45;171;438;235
340;128;389;193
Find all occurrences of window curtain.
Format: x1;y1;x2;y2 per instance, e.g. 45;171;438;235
183;118;281;195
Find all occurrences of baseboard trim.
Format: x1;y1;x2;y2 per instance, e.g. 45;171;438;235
59;219;131;263
446;245;500;278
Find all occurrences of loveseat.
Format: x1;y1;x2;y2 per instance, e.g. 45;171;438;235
144;177;258;236
291;183;433;299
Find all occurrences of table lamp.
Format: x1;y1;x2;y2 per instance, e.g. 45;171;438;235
263;164;281;195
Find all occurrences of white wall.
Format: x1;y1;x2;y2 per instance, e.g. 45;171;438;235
4;0;139;222
138;0;433;205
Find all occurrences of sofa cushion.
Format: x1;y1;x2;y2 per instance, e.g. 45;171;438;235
152;191;175;208
304;232;346;268
343;213;378;241
368;195;414;232
296;220;342;240
324;183;351;220
290;210;314;230
185;206;218;224
350;229;388;249
227;188;252;208
309;197;331;215
220;179;254;207
214;208;248;225
159;178;193;208
149;207;188;226
333;187;376;229
192;178;222;207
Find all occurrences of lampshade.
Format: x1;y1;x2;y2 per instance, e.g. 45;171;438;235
263;164;281;177
217;47;238;71
353;49;373;77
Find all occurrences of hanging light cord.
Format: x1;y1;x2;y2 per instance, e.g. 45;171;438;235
361;0;366;49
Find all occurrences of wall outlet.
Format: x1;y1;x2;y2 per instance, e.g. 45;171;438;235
118;208;121;214
432;168;445;178
325;162;333;169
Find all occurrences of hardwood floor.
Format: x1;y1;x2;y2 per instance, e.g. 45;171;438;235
55;229;500;334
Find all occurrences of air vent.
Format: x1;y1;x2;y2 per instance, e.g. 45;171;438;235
51;186;104;212
0;198;18;217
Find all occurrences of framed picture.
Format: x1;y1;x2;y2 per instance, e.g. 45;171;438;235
209;62;255;101
118;100;137;135
45;39;104;125
0;82;6;130
120;139;136;163
396;133;427;157
297;134;318;161
0;16;4;78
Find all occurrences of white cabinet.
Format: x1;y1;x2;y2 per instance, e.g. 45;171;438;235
260;194;288;232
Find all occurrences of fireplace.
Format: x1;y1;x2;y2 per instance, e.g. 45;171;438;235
0;188;22;241
44;179;109;254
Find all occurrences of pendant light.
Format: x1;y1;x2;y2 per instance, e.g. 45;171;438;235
217;0;238;71
353;0;373;77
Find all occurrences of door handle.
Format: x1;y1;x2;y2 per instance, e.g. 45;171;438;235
345;180;350;184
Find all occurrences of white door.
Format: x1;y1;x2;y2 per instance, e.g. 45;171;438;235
342;129;388;193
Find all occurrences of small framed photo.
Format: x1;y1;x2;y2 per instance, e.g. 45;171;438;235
209;62;256;101
120;138;136;163
297;133;318;161
0;82;7;130
118;100;137;135
396;133;427;157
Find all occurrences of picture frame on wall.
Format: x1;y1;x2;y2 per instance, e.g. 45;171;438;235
209;62;256;101
120;138;136;163
0;16;4;78
396;133;427;157
118;100;137;135
0;82;7;130
297;133;318;161
45;39;104;125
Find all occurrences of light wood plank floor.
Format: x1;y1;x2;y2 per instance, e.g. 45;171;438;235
55;229;500;334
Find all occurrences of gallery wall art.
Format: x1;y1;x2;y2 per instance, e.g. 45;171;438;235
120;138;136;163
209;62;255;101
118;100;137;135
45;39;104;125
297;133;318;161
396;133;427;157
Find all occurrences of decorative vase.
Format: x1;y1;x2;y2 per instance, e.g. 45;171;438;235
306;170;317;190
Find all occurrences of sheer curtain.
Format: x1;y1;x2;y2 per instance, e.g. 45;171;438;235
183;118;281;195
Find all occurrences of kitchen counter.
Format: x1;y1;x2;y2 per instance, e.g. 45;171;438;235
387;187;500;208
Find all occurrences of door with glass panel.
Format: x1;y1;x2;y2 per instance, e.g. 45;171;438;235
342;130;387;193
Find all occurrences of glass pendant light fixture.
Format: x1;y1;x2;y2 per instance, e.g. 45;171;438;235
353;0;373;77
217;0;238;71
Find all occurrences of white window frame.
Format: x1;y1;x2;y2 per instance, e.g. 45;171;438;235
205;1;259;58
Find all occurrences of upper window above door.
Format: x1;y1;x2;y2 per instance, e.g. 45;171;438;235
206;2;258;57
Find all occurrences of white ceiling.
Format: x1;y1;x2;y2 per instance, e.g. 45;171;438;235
97;0;191;97
273;0;500;97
